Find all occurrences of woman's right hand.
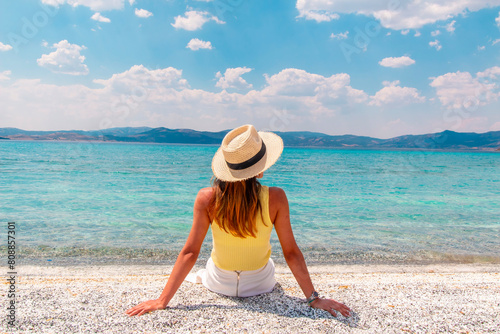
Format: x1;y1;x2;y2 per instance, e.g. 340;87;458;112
125;299;166;316
310;298;351;317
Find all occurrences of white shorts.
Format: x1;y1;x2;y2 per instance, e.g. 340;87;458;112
185;257;276;297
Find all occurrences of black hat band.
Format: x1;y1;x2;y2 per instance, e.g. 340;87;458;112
225;142;267;171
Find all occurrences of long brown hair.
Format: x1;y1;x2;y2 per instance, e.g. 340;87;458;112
209;176;266;238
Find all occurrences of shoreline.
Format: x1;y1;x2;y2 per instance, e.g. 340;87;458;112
15;248;500;267
5;263;500;333
12;262;500;281
14;262;500;274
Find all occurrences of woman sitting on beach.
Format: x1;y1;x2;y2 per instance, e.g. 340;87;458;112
126;124;351;318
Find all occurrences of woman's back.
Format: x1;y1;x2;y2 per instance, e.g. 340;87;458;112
211;185;273;271
202;185;285;227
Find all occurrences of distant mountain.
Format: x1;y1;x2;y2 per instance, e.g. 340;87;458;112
104;127;229;144
0;127;152;138
91;127;153;137
0;127;499;151
276;131;383;147
378;130;500;150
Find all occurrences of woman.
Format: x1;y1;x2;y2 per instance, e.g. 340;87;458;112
126;124;351;318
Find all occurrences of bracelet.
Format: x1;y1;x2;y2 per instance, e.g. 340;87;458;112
306;291;320;306
307;298;319;306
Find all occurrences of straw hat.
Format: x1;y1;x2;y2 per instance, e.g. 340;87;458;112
212;124;284;182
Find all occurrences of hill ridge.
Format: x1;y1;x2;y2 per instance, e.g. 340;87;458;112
0;127;498;151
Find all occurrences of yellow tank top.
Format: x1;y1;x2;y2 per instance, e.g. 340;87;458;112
210;185;273;271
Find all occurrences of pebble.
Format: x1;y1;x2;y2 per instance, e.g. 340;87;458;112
3;264;499;333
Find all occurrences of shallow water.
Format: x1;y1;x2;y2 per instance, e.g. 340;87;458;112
1;140;498;264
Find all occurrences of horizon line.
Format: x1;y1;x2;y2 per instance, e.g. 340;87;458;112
1;126;498;141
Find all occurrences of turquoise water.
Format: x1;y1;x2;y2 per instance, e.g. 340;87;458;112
1;140;499;264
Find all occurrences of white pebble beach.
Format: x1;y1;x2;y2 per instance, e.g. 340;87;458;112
3;263;500;333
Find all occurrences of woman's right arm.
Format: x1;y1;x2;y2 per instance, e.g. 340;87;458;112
125;187;212;316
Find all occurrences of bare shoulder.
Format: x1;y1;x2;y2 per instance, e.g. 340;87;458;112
268;186;288;222
268;186;287;202
195;187;214;208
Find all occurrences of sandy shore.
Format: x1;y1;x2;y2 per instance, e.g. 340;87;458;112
2;263;499;333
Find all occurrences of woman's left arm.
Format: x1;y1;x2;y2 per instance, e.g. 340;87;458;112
271;187;351;318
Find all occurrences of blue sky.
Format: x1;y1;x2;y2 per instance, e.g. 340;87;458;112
1;0;500;138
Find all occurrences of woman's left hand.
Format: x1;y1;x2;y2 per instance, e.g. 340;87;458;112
125;299;166;316
310;298;351;317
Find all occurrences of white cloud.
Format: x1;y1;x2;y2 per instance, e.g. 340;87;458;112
492;38;500;45
429;39;442;51
40;0;66;5
379;56;415;68
0;67;209;130
478;45;486;51
3;65;500;137
0;66;373;133
449;116;491;132
490;122;500;131
382;80;400;87
0;70;11;81
91;12;111;23
477;66;500;79
430;67;500;109
431;30;441;37
135;8;153;18
216;67;252;90
41;0;125;11
262;68;368;109
0;42;13;51
37;40;89;75
330;31;348;39
297;10;339;22
445;20;456;33
171;10;224;31
370;80;425;106
186;38;213;51
128;0;135;5
496;11;500;27
414;31;421;37
94;65;189;94
401;30;410;35
295;0;500;30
